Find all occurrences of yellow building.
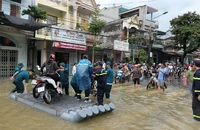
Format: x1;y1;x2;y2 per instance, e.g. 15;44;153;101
34;0;98;74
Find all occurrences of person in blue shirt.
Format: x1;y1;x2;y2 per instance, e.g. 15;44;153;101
57;62;69;95
105;61;113;99
9;63;24;94
157;63;167;92
94;61;107;105
76;54;93;102
70;73;79;98
13;70;34;94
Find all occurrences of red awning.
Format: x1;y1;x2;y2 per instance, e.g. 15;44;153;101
53;41;87;51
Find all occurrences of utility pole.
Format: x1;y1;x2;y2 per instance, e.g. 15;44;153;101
147;11;168;65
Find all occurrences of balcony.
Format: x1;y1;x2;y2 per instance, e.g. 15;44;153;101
144;19;159;30
37;0;67;12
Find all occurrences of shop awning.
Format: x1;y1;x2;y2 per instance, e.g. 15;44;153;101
0;11;48;31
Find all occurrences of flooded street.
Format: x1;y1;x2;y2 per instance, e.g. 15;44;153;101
1;80;200;130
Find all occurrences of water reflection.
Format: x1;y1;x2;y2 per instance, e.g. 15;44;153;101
0;81;200;130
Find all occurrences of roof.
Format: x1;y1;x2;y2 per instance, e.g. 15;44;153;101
147;6;158;13
119;5;158;16
0;11;48;31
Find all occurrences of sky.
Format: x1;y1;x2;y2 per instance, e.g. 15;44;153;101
95;0;200;32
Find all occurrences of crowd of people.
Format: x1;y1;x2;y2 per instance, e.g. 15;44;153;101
8;53;200;121
9;54;114;106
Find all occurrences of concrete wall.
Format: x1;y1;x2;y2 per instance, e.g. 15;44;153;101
0;32;28;69
2;0;32;19
99;6;121;22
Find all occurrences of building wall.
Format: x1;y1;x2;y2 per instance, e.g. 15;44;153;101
2;0;32;19
99;6;121;22
0;31;28;69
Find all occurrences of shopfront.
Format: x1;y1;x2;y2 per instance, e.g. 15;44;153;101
0;32;27;80
35;27;87;75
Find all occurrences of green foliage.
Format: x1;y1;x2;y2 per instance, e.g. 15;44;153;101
129;33;147;45
88;10;106;35
76;23;81;30
138;49;147;64
22;5;47;21
170;12;200;64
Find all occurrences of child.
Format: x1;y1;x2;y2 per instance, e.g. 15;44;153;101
182;71;187;87
94;61;107;105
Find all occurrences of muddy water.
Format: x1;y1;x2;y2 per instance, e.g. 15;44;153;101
1;81;200;130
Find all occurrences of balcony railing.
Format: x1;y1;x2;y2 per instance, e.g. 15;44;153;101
145;19;159;29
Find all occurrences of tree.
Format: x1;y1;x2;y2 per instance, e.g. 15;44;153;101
129;32;147;45
22;6;47;70
170;12;200;64
88;10;106;64
128;32;147;63
22;5;47;22
138;49;147;64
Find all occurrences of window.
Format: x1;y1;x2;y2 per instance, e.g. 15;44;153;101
81;18;88;31
0;36;16;47
11;0;21;3
10;4;20;17
47;15;58;25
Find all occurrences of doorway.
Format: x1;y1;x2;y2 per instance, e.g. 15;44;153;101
0;49;18;80
55;52;69;65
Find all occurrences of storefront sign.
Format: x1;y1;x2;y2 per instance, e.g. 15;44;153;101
53;41;87;51
52;26;86;45
114;40;129;52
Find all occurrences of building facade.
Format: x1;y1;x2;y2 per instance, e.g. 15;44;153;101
34;0;98;75
100;5;159;63
0;0;34;79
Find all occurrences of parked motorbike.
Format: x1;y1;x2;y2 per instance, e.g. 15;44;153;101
115;70;125;84
31;65;62;104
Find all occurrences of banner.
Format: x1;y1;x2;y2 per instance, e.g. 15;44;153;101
52;26;86;45
53;41;87;51
114;40;129;52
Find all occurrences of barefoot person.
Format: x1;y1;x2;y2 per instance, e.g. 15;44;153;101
157;63;167;92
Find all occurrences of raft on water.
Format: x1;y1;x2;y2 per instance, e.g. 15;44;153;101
10;93;115;122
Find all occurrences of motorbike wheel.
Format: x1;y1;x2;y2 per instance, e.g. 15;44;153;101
43;90;51;104
33;83;42;98
146;82;153;89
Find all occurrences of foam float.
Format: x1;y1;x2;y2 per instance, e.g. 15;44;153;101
10;93;115;122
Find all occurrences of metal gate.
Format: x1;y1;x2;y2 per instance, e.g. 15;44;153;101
0;49;18;80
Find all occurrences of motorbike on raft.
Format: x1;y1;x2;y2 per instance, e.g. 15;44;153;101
31;65;62;104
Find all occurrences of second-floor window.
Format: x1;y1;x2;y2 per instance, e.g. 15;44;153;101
47;15;58;25
10;4;20;17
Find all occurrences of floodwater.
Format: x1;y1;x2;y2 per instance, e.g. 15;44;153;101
0;80;200;130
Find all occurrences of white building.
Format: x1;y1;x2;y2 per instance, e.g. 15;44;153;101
0;0;42;79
